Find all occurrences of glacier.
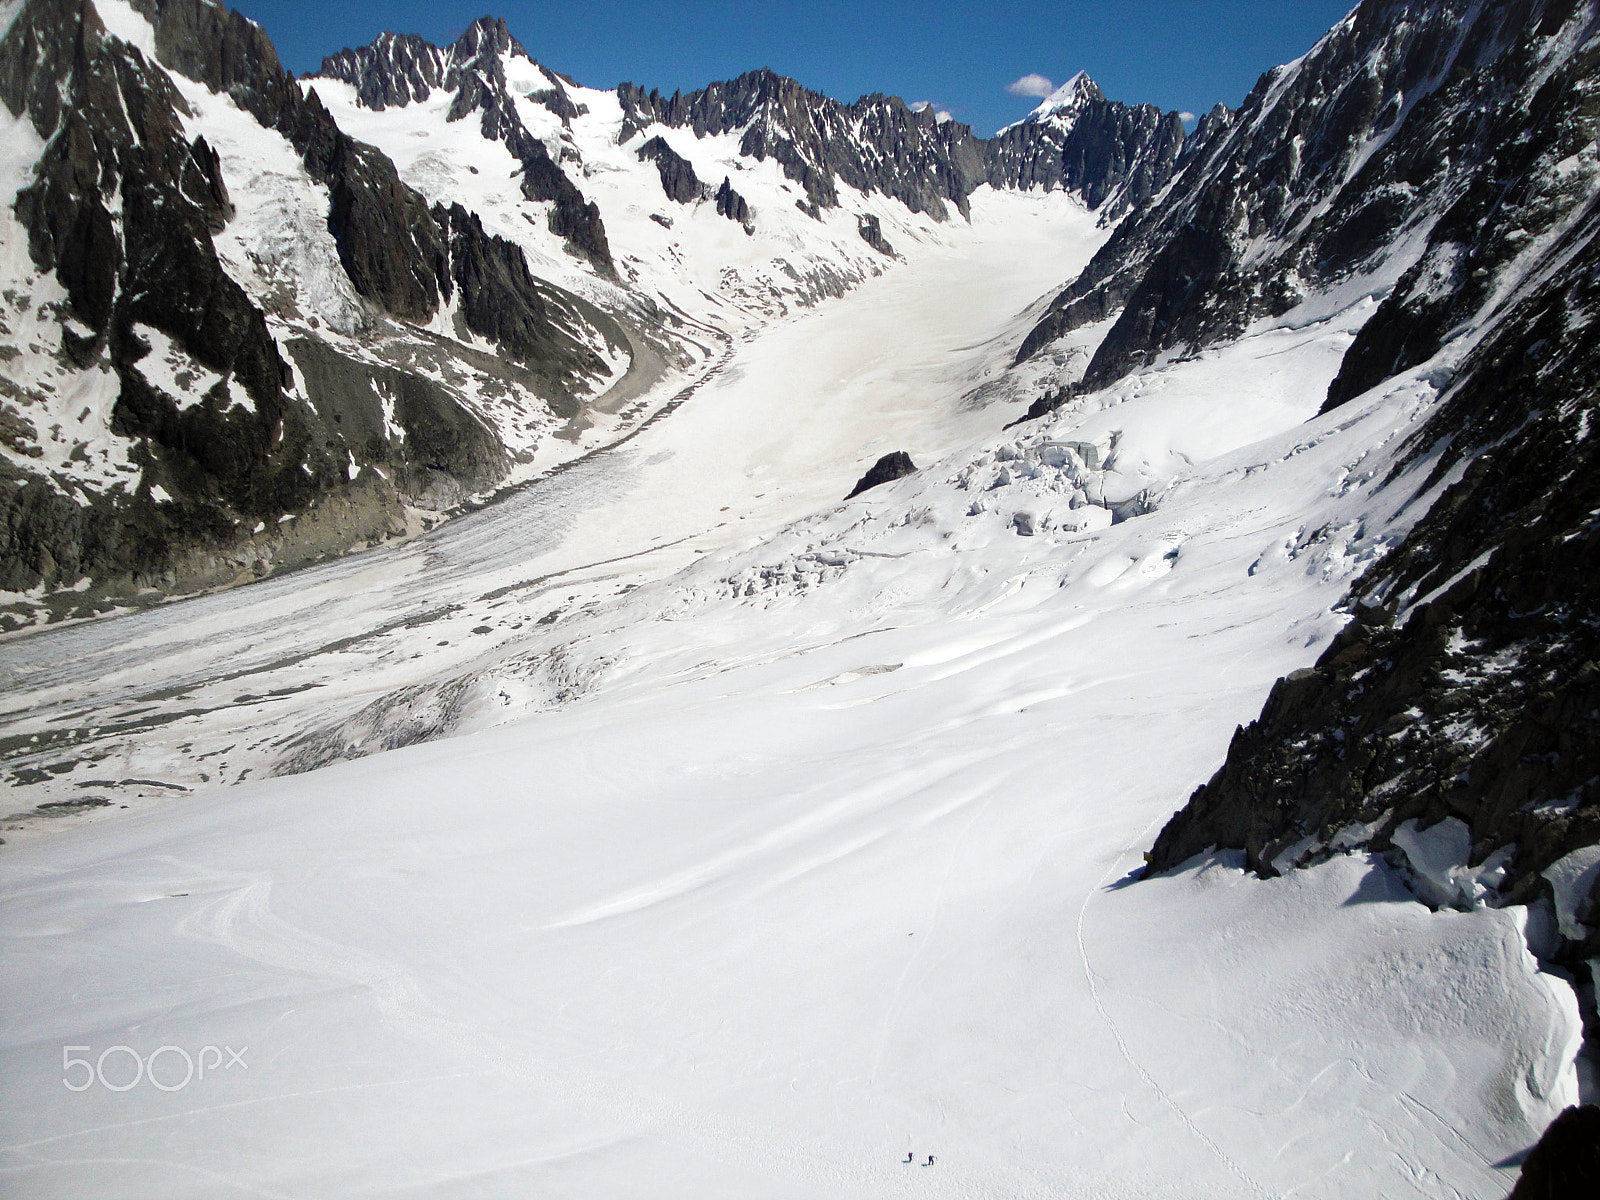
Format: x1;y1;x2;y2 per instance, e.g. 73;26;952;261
2;0;1597;1196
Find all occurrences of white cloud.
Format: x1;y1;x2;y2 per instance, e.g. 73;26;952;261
912;100;954;122
1179;110;1197;123
1006;73;1055;99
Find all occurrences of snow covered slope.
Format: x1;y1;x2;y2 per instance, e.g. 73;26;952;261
0;221;1582;1196
0;188;1109;812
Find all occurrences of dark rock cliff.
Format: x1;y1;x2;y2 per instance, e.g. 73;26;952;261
845;451;917;499
857;213;895;257
432;200;617;385
714;176;750;226
637;135;703;204
1508;1105;1600;1199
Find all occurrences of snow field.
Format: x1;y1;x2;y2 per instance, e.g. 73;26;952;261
1;267;1580;1196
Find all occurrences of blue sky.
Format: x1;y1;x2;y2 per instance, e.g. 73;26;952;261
233;0;1356;136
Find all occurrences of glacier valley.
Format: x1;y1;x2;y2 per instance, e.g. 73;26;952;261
2;0;1599;1196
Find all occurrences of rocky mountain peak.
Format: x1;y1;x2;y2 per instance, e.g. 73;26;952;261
618;67;988;220
312;15;537;114
447;14;526;66
1019;71;1106;125
314;32;446;111
984;72;1184;215
309;19;614;275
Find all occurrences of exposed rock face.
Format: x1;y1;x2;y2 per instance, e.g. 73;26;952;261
1015;0;1574;389
283;337;507;502
637;135;702;203
714;176;750;225
432;201;617;382
845;451;917;498
311;31;444;111
984;73;1186;216
1508;1106;1600;1200
857;213;895;256
310;17;614;276
1141;0;1600;999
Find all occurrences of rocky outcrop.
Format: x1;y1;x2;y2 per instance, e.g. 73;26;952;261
432;200;620;391
984;74;1186;216
283;337;506;502
637;135;702;203
1508;1106;1600;1200
1016;0;1574;391
857;213;895;256
846;451;917;498
714;176;750;225
310;17;614;276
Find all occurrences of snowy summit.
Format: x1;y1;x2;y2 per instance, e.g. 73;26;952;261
1025;70;1105;123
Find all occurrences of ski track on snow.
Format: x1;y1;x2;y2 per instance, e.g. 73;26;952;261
1075;820;1277;1200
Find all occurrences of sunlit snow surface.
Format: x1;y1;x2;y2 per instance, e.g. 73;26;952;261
0;190;1581;1196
